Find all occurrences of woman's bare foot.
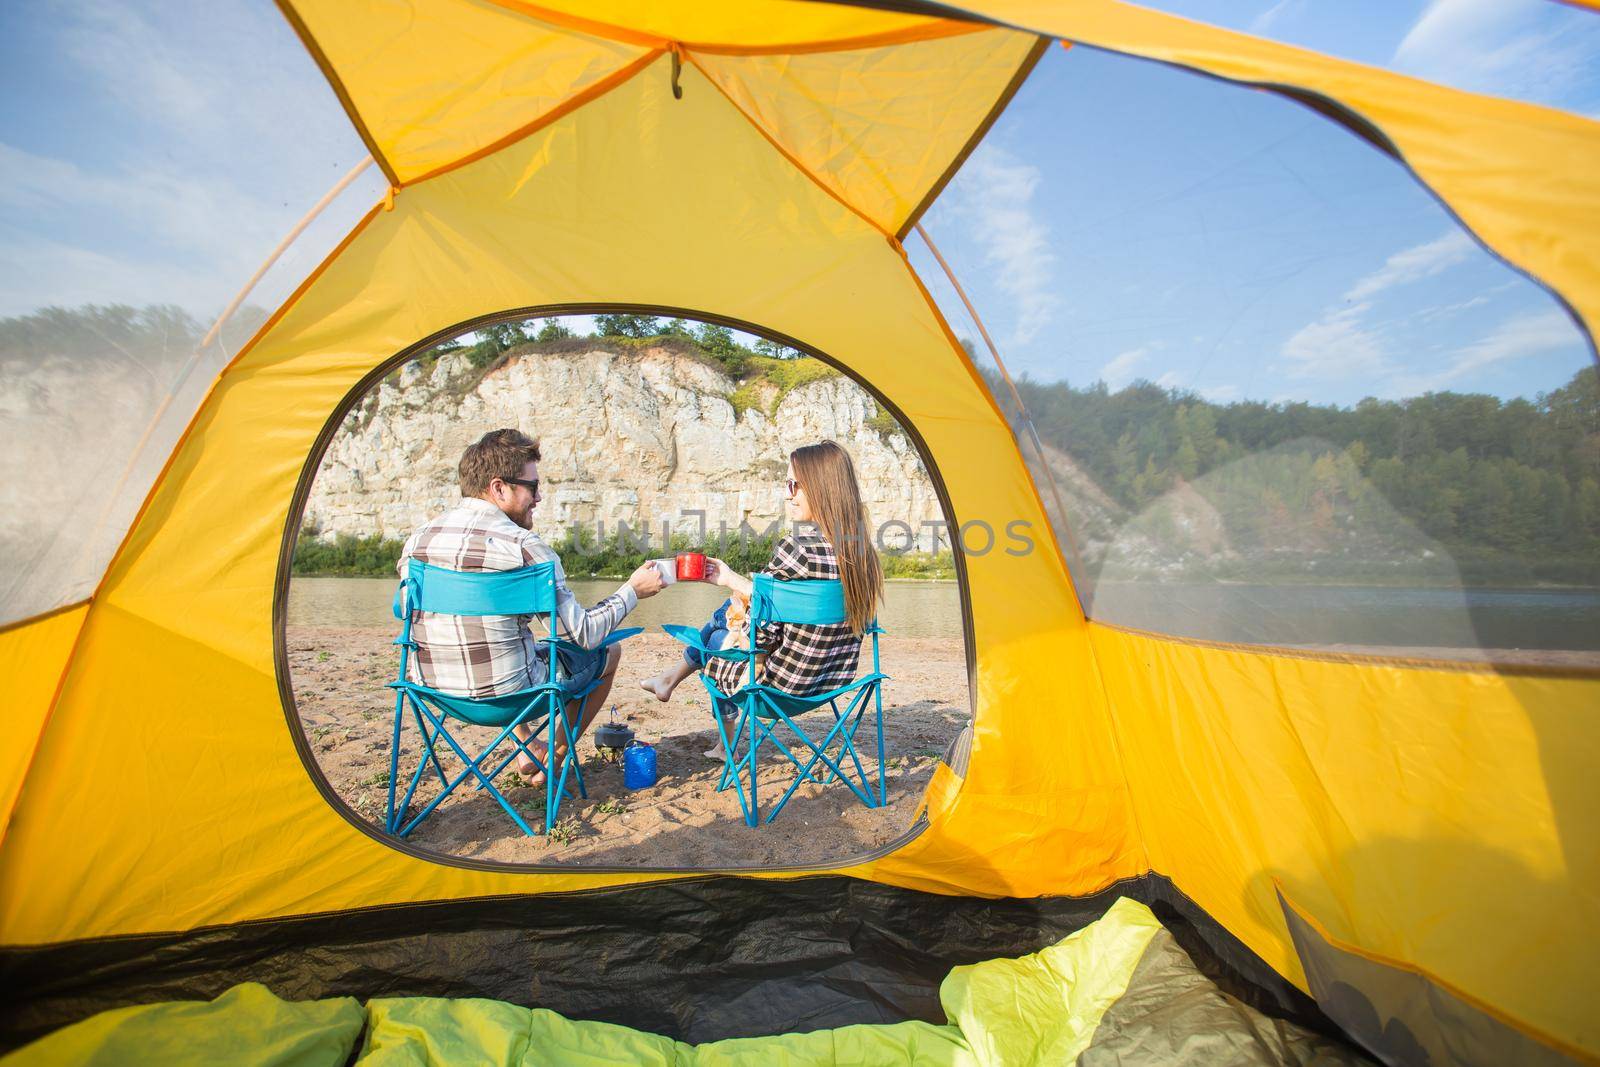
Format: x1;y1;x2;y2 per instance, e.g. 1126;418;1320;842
639;673;676;703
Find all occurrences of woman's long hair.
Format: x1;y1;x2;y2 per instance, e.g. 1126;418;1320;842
790;441;883;634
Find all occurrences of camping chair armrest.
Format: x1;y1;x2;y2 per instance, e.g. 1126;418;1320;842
549;628;642;658
660;623;760;661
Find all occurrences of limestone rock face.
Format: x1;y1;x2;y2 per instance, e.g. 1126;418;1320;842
305;343;946;552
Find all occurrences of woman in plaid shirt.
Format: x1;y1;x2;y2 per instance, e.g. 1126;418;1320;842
641;442;885;744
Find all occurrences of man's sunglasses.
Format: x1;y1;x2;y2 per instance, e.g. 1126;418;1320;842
503;477;540;495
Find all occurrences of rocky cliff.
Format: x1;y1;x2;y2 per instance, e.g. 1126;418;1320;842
305;340;948;552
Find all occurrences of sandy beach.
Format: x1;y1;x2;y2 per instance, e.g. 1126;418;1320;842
287;628;969;867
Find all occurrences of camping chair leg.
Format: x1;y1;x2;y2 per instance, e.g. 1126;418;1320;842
829;696;870;790
544;697;561;834
874;681;887;807
715;709;745;793
712;707;755;826
764;706;875;823
746;698;761;828
475;700;554;790
397;702;539;839
385;689;407;833
832;689;875;799
410;700;449;787
748;711;818;784
393;693;444;826
559;688;590;801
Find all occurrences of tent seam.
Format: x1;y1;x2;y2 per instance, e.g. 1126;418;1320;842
273;1;402;188
1090;618;1600;680
897;35;1052;239
1278;885;1600;1064
888;237;1150;872
682;52;893;239
479;0;988;56
402;48;667;187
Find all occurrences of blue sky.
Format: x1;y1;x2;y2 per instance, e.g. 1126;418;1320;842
910;0;1600;406
2;1;1595;405
0;1;378;324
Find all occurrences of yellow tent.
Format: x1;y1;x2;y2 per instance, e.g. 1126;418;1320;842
2;1;1596;1063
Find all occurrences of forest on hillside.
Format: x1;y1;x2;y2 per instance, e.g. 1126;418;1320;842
1009;365;1600;584
8;304;1596;584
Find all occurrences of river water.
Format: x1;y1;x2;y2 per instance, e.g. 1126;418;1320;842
288;577;964;637
287;577;1600;656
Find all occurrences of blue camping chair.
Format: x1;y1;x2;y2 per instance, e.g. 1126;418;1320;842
386;559;640;837
663;574;888;826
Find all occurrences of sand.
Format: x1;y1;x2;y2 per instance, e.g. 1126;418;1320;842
287;628;969;868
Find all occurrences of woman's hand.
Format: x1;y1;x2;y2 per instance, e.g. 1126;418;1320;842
705;557;753;597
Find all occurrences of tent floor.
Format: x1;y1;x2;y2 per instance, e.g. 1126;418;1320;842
0;873;1331;1053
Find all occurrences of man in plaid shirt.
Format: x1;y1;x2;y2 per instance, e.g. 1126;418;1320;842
398;429;664;781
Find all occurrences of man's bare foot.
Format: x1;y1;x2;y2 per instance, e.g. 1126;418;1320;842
516;740;550;785
639;674;675;703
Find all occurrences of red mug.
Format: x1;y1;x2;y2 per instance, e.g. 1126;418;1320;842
675;551;707;581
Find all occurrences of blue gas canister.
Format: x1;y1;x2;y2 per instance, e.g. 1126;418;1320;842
622;741;658;790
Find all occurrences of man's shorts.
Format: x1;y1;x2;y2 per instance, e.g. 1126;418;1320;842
532;642;608;695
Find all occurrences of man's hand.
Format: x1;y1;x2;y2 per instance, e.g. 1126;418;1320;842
628;560;667;600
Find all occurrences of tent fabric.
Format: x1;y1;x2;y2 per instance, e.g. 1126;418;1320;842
1079;925;1368;1066
0;983;363;1067
0;605;88;837
0;49;1137;940
1087;625;1600;1053
281;0;653;186
688;30;1043;234
2;1;1598;1063
4;900;1366;1065
1279;891;1589;1067
0;875;1319;1056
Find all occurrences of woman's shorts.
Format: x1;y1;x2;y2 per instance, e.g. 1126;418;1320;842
532;642;607;694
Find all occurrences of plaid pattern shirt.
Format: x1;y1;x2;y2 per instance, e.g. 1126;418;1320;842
397;498;636;698
706;534;864;697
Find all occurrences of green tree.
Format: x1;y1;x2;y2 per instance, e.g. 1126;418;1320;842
696;322;749;375
753;337;800;359
534;318;573;341
595;313;660;338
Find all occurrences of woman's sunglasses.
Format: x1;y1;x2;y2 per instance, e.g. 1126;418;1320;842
785;478;801;497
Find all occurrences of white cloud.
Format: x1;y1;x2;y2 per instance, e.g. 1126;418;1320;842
58;1;217;137
0;143;276;266
1393;0;1600;111
1281;303;1390;380
1201;384;1240;402
1250;0;1298;34
949;144;1060;346
1390;308;1578;392
52;0;353;161
1416;295;1489;322
1154;371;1183;390
1099;347;1146;389
1343;231;1474;302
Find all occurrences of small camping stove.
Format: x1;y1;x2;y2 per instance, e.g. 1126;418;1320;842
593;706;635;763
